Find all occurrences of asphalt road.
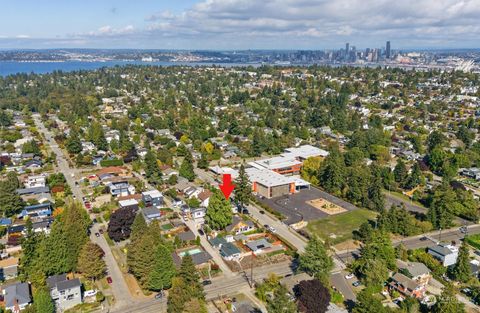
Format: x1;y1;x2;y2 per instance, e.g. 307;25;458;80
336;224;480;264
34;114;135;310
330;271;356;302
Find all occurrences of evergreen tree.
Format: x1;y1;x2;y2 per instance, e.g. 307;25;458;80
148;244;176;290
179;254;204;300
65;129;82;154
89;121;108;151
144;150;162;184
234;163;251;208
167;277;190;313
367;174;385;211
206;191;233;230
405;162;422;190
451;241;471;283
77;242;106;281
179;151;196;181
127;226;157;288
22;140;41;155
34;288;55;313
197;152;209;169
353;289;387;313
298;237;333;282
130;213;148;243
394;159;408;186
267;284;297;313
318;147;345;195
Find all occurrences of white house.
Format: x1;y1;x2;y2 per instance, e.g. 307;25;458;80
427;244;459;267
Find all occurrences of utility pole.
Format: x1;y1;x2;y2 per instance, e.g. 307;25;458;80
250;251;254;288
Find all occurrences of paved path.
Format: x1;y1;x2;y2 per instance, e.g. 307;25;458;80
34;114;135;310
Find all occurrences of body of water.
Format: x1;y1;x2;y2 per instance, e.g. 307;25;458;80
0;60;262;76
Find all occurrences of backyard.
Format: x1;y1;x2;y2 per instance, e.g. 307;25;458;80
305;208;378;244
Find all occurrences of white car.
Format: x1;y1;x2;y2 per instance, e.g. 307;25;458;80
268;226;277;233
345;273;355;279
84;290;98;297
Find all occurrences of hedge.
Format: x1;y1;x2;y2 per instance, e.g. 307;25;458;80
100;159;124;167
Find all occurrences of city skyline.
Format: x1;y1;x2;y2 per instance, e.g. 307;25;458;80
1;0;479;50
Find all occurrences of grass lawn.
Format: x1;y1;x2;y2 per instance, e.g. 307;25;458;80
306;209;378;244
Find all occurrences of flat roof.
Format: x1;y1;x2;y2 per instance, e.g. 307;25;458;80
253;156;302;170
283;144;329;158
118;199;138;206
142;189;163;198
246;168;295;187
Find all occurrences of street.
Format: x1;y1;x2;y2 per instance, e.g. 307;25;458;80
33;114;136;310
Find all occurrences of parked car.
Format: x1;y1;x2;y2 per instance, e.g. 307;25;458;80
419;236;428;241
99;228;104;234
268;226;277;233
198;229;205;236
95;232;100;237
259;210;265;214
155;292;163;299
352;281;361;287
107;277;113;284
84;290;98;297
202;280;212;286
345;273;355;279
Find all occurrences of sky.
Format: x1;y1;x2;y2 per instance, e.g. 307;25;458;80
0;0;479;50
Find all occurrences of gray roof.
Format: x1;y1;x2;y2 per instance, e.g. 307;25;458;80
16;186;49;195
47;274;81;292
220;242;241;257
225;216;255;233
428;244;455;257
209;237;227;247
246;239;272;251
4;282;31;308
57;278;81;291
396;260;430;277
142;207;161;217
178;230;196;241
191;251;212;265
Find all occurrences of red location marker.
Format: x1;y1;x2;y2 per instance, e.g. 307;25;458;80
219;174;235;200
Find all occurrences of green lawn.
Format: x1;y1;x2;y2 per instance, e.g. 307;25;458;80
306;209;378;244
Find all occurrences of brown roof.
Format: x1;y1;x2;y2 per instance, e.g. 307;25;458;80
117;194;142;201
96;166;127;176
0;257;19;268
197;190;213;201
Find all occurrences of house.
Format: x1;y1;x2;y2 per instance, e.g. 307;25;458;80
118;199;139;211
396;260;431;285
16;186;50;197
184;186;201;199
246;238;273;255
23;175;46;188
209;237;228;249
191;207;206;220
177;230;196;242
142;207;162;223
0;257;19;281
46;274;82;311
461;168;480;180
197;190;213;207
18;202;52;220
24;160;42;170
142;190;163;208
172;250;212;267
225;216;255;235
389;272;426;299
106;180;135;197
220;242;241;260
428;244;459;266
3;282;31;312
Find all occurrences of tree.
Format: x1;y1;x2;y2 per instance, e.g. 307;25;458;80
144;150;162;185
267;284;297;313
77;242;106;281
428;185;455;229
451;241;471;283
65;129;82;154
206;191;233;230
130;213;148;243
179;254;204;300
294;279;330;313
182;298;208;313
180;151;196;181
301;156;322;185
298;237;333;281
394;158;408;186
148;244;176;290
318;147;345;195
168;277;190;313
234;163;251;208
127;223;159;288
197;152;209;169
404;162;422;190
22;140;41;155
108;207;137;241
34;288;55;313
88;121;108;151
427;130;447;153
432;283;465;313
353;289;386;313
367;173;385;211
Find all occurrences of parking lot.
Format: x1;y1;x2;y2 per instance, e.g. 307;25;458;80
258;187;359;225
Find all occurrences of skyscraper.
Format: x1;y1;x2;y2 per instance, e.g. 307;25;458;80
386;41;391;59
345;42;350;61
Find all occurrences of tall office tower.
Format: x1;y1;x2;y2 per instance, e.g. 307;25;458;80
386;41;391;59
345;42;350;60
